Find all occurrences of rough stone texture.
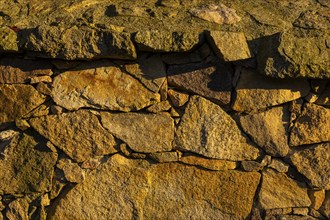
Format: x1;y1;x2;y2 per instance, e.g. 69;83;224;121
180;155;237;171
167;89;189;107
241;161;263;172
51;62;160;111
49;154;260;219
289;143;330;190
206;31;251;61
0;84;46;123
167;63;232;105
148;152;178;163
268;159;289;173
308;190;325;210
6;198;29;220
134;30;201;52
290;104;330;146
320;191;330;219
259;169;311;209
24;25;137;60
315;83;330;106
0;27;18;52
233;68;310;112
122;53;166;93
258;32;330;79
0;58;53;84
0;134;57;194
189;3;241;25
146;101;172;113
57;159;85;183
238;106;290;157
101;112;174;153
176;95;260;160
30;110;117;163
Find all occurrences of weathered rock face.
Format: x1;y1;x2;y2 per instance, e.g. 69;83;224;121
233;68;310;112
0;134;57;194
51;62;160;111
238;106;290;157
289;143;330;190
258;32;330;79
49;154;260;220
101;112;174;153
176;95;260;160
179;155;237;171
24;25;137;60
0;84;46;123
290;103;330;146
167;63;232;105
259;169;311;209
29;110;117;162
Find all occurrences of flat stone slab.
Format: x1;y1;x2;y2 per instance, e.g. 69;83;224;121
49;154;260;219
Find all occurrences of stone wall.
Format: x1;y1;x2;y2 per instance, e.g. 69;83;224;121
0;1;329;220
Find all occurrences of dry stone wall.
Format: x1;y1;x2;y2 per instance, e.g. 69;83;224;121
0;0;329;219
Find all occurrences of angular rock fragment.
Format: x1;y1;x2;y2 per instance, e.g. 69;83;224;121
290;103;330;146
206;31;251;61
259;168;311;209
51;62;160;111
309;190;325;210
101;112;174;153
0;26;18;52
233;68;310;112
57;159;85;183
6;198;29;220
146;101;171;113
0;58;53;84
167;89;189;107
167;62;232;105
0;134;57;194
134;30;201;52
289;143;330;190
122;54;166;93
190;4;241;25
180;155;237;171
0;84;46;123
176;95;260;160
241;161;263;172
24;25;136;60
49;154;260;219
30;110;117;162
268;159;289;173
258;32;330;79
320;191;330;218
148;152;178;163
238;106;290;157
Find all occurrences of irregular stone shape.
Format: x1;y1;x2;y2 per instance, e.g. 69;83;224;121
49;154;260;219
57;159;85;183
122;53;166;93
0;134;57;194
6;198;29;220
30;110;117;162
134;30;201;52
268;159;289;173
233;68;310;112
0;130;19;141
148;152;178;163
259;168;311;209
51;62;160;111
101;112;174;153
167;89;189;107
0;84;46;123
315;84;330;106
146;101;171;113
320;191;330;218
167;63;232;105
293;9;330;30
24;25;136;60
176;95;260;160
189;4;241;25
258;32;330;79
206;31;251;61
0;58;53;84
180;155;237;171
238;106;290;157
290;103;330;146
241;161;263;172
0;27;18;52
309;190;325;210
30;75;52;84
289;143;330;190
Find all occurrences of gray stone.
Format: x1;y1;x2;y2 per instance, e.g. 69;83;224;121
101;112;174;153
290;103;330;146
30;110;117;163
238;106;290;157
51;62;160;111
167;62;232;105
258;31;330;79
233;68;310;112
176;95;260;161
289;143;330;190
